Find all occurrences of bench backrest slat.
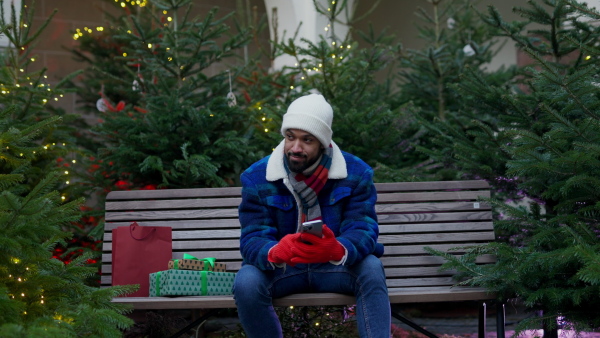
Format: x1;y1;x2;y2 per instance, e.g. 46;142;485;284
101;180;494;289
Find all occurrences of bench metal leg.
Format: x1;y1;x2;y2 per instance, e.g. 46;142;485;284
479;302;487;338
390;305;439;338
496;302;505;338
170;309;221;338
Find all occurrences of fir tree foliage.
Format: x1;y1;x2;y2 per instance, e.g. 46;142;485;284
423;0;600;332
0;1;136;335
392;0;516;181
0;100;135;337
398;0;502;120
0;0;100;260
271;1;404;178
0;1;86;196
78;0;264;189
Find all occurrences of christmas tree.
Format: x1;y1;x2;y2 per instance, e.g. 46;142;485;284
423;0;600;332
71;0;409;184
72;0;270;191
391;0;515;181
255;0;405;182
0;1;135;335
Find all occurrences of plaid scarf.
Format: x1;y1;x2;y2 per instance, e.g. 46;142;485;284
284;145;333;223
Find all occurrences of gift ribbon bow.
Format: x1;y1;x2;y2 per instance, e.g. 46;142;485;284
153;271;214;296
172;254;216;271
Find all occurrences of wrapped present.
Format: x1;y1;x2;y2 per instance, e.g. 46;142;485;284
149;269;235;297
168;254;226;272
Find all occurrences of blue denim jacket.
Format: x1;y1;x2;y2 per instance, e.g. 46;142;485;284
238;142;384;271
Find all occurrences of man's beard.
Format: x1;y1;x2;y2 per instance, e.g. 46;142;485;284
286;152;317;173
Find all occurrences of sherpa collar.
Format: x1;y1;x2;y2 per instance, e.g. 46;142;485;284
266;140;347;182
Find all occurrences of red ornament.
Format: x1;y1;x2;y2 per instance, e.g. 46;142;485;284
115;180;132;190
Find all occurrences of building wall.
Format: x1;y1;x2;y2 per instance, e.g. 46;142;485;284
353;0;523;71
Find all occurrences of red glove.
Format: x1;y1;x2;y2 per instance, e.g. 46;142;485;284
268;233;302;266
290;225;345;264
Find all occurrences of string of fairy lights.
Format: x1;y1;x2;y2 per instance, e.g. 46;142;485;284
6;55;72;199
6;257;44;316
68;0;352;200
7;258;73;322
8;1;344;324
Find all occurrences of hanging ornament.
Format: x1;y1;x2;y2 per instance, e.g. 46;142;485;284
98;85;127;113
96;97;108;113
463;44;475;57
447;18;456;29
133;65;144;92
462;31;475;57
133;79;141;92
226;70;237;107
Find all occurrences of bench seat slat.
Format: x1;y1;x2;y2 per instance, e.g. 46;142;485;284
104;241;491;259
108;286;494;310
105;209;239;221
379;222;494;233
101;250;243;264
101;254;494;275
374;180;490;192
379;254;495;266
103;219;241;231
105;180;487;200
382;243;487;255
378;231;495;244
103;224;493;243
377;211;492;223
386;277;460;287
104;230;240;242
377;190;490;203
106;198;242;211
375;201;490;213
106;206;491;222
102;239;241;252
107;199;490;213
106;187;242;200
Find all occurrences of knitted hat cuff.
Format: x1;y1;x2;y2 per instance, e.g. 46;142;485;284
280;94;334;147
281;113;332;147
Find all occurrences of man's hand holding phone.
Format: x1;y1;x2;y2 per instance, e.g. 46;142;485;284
268;232;303;266
300;220;323;241
292;223;345;264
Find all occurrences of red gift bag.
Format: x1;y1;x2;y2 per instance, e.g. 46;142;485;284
111;222;172;297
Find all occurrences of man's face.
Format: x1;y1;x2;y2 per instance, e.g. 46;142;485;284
284;129;323;173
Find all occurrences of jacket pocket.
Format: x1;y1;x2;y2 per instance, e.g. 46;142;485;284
266;195;294;211
325;186;351;206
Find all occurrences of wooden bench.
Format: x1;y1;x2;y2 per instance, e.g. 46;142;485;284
101;180;503;337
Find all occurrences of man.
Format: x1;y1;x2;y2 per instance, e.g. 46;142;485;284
233;93;391;337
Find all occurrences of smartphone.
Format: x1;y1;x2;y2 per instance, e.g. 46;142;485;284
301;220;323;238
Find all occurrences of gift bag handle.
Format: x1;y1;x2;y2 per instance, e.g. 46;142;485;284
129;221;156;240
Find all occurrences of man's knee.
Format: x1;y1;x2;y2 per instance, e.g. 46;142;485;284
233;265;270;300
354;255;386;283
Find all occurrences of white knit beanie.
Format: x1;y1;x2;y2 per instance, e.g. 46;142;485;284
280;94;333;147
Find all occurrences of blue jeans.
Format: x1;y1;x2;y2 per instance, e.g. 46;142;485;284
233;255;391;338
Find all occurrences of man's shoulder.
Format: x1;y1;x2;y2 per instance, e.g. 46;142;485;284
340;150;372;172
247;155;270;170
241;155;270;180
